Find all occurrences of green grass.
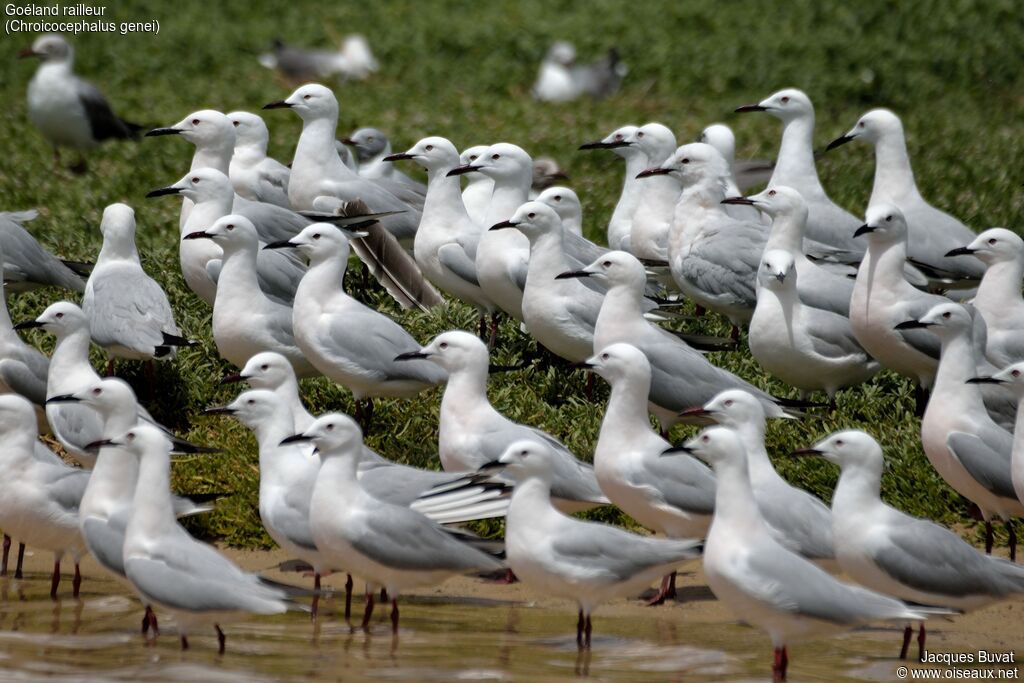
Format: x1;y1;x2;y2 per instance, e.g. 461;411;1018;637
2;0;1022;548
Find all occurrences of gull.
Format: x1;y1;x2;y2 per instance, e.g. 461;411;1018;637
20;34;141;172
397;331;609;511
735;88;864;254
448;142;533;321
644;142;763;331
291;413;504;632
492;202;601;362
828;109;982;283
982;363;1024;514
46;378;219;634
269;224;446;423
903;303;1024;558
578;124;643;250
184;215;318;376
699;123;774;199
700;123;763;224
796;429;1024;660
383;137;495;331
146;109;235;230
82;203;193;370
102;424;306;653
146;168;308;306
0;394;87;600
585;343;714;605
945;228;1024;367
263;84;423;245
681;390;835;566
530;157;570;197
750;250;878;400
226;111;291;208
531;42;625;102
343;127;426;193
258;36;378;83
850;205;948;400
534;186;583;235
0;254;50;425
671;426;942;683
627;123;679;260
559;250;804;432
498;439;701;647
0;210;87;293
724;186;854;316
458;145;493;226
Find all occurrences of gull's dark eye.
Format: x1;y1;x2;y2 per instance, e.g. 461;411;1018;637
601;353;610;360
303;94;311;100
247;399;255;405
126;432;136;442
858;121;865;128
92;388;102;396
614;133;623;141
439;342;449;350
680;158;690;165
781;96;790;104
469;154;478;161
602;260;612;267
885;215;893;222
942;311;952;319
835;439;844;447
768;190;776;197
637;131;645;138
191;177;200;183
425;144;433;151
226;224;235;231
260;364;269;371
325;423;335;431
55;312;64;319
491;153;501;160
701;435;710;442
527;212;535;219
232;121;239;127
554;195;562;201
191;118;200;125
988;238;997;245
724;399;733;407
1013;370;1021;378
520;449;528;457
312;233;321;240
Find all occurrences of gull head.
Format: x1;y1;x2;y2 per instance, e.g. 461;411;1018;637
16;300;88;337
283;413;362;458
345;128;390;162
584;343;651;386
981;363;1024;397
531;157;569;191
184;214;259;253
98;202;138;247
855;204;908;242
491;201;561;241
670;426;747;470
729;186;807;220
20;34;72;63
224;351;296;390
546;41;577;66
266;83;337;121
735;88;813;123
626;123;677;162
828;109;903;151
459;145;488;168
0;394;40;437
449;143;531;181
899;303;971;339
536;186;581;226
578;125;640;159
399;330;487;373
227;112;270;149
149;110;233;148
148;167;233;203
387;136;459;172
210;389;282;429
497;439;559;483
557;250;647;291
683;389;767;429
641;143;727;187
947;228;1023;266
698;124;736;165
758;249;797;291
101;423;175;462
270;223;351;263
794;429;884;475
46;378;139;420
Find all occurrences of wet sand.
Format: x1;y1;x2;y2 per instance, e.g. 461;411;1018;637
0;545;1020;681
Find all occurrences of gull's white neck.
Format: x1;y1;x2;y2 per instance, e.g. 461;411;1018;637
708;456;771;537
764;208;808;254
771;114;824;196
49;326;95;389
484;175;530;227
130;450;177;537
97;233;141;265
931;329;981;408
82;409;142;515
424;165;473;226
831;463;884;521
868;130;921;205
975;258;1024;317
190;142;233;175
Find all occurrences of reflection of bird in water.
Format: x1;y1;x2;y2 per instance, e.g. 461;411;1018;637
532;41;627;102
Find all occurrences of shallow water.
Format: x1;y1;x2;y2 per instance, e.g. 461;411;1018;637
0;570;965;682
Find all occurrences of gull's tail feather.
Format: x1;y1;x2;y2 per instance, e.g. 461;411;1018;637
411;477;511;524
59;259;93;277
